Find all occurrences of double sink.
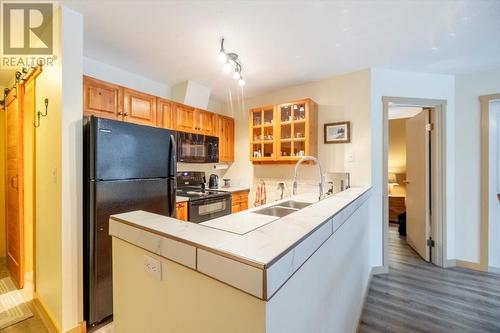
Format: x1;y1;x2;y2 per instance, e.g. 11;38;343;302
254;200;312;218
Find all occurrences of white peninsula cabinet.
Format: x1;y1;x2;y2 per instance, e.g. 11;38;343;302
109;187;372;333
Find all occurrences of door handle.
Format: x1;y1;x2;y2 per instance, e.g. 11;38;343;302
11;175;18;189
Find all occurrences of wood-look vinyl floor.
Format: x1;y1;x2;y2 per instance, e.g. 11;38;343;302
358;226;500;333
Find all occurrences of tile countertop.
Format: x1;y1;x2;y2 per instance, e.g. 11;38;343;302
109;186;372;300
215;186;250;193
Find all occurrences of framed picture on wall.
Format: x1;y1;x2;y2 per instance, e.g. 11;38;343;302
324;121;351;144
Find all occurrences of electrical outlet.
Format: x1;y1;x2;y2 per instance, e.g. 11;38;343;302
143;255;162;280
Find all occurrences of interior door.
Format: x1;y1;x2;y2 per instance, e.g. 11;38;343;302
5;91;24;288
488;100;500;268
405;109;430;261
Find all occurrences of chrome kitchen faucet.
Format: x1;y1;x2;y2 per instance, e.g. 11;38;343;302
292;156;325;200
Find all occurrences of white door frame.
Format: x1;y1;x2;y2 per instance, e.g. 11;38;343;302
479;93;500;272
382;96;447;271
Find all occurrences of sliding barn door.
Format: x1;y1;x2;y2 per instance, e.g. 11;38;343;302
405;109;430;262
5;90;25;288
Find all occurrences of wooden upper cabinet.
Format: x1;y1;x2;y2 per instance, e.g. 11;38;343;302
175;104;196;132
157;98;175;130
82;77;225;148
216;115;235;162
83;76;123;120
174;106;215;135
196;109;215;136
123;88;157;126
250;99;318;164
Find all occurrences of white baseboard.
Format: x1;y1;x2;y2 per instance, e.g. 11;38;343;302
371;265;389;275
445;259;457;267
446;259;485;271
488;266;500;274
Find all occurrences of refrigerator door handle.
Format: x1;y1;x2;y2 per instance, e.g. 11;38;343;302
169;134;177;178
168;179;176;218
168;134;177;217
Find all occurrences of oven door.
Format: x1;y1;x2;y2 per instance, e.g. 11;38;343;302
177;132;206;163
188;196;231;223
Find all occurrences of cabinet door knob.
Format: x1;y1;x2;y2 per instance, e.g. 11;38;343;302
117;112;123;116
124;112;129;116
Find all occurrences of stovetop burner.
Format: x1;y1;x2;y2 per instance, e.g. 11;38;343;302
176;187;230;201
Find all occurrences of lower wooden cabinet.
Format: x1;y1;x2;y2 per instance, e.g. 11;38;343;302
175;202;188;221
231;190;249;213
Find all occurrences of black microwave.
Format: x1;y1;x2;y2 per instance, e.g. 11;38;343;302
177;132;219;163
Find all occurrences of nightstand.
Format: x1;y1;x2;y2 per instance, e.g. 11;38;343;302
389;195;406;222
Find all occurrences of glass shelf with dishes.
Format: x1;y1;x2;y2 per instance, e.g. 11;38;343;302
250;106;276;161
250;99;317;163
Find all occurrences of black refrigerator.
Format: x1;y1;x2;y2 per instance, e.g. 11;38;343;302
83;116;176;327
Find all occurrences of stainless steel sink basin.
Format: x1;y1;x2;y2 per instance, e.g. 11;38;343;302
253;206;298;218
253;200;312;217
274;200;312;209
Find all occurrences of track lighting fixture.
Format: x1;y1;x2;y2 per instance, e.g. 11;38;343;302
218;37;245;87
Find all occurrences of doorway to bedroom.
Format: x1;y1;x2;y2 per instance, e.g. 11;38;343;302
383;97;447;269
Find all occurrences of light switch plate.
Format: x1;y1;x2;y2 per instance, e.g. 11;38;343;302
143;255;162;281
347;152;355;163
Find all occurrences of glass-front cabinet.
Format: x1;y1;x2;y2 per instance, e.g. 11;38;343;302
250;106;276;161
249;99;317;163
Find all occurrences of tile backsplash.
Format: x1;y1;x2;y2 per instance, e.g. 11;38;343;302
177;163;228;183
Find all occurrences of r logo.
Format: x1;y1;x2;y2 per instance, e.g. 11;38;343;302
2;2;53;55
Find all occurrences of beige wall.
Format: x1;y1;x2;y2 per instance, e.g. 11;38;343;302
455;68;500;264
34;5;63;330
370;68;456;267
224;70;371;206
113;238;266;333
388;119;406;174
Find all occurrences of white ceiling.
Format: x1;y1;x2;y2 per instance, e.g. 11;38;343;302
61;1;500;100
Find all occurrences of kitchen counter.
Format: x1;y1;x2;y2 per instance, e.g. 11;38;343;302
110;186;373;333
215;186;250;193
175;195;189;203
110;186;371;299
